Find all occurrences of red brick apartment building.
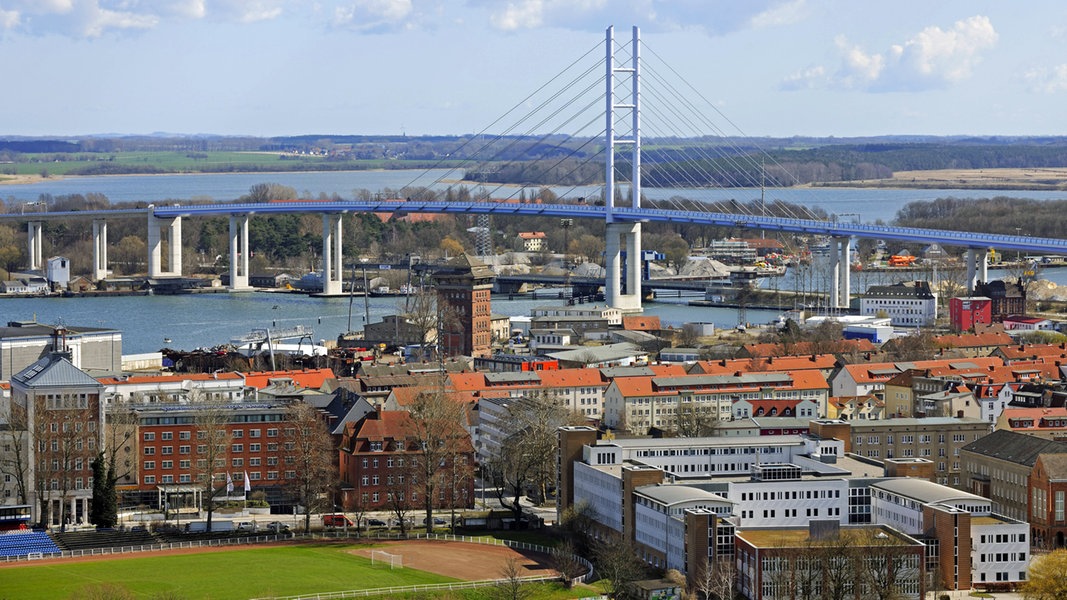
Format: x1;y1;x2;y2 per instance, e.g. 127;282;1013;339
338;409;474;512
130;402;299;509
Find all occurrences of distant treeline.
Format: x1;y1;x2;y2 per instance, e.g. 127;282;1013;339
6;135;1067;186
893;196;1067;238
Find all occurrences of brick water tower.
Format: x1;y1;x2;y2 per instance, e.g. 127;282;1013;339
432;254;495;358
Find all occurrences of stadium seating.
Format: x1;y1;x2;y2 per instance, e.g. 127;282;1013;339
52;529;163;552
0;531;61;558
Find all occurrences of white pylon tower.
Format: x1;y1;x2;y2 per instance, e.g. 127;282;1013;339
604;25;643;313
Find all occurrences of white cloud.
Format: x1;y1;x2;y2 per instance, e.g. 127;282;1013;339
749;0;806;29
331;0;415;32
169;0;206;19
83;5;157;37
1024;64;1067;93
0;7;21;29
785;14;998;92
489;0;546;31
477;0;779;35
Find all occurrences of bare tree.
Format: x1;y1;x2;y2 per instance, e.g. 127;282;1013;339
692;556;736;600
406;388;471;533
490;557;533;600
593;531;648;600
404;286;438;361
284;401;337;533
550;539;587;589
486;392;584;522
192;398;230;532
29;395;98;529
385;454;415;536
671;400;722;438
0;402;30;506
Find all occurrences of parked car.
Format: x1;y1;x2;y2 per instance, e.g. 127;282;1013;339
266;521;290;534
366;518;387;527
323;514;354;527
236;521;257;532
423;516;447;526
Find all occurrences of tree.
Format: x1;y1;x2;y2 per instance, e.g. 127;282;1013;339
593;531;647;600
407;388;471;533
491;558;533;600
439;236;465;257
192;398;230;532
0;401;30;506
551;539;587;589
692;556;736;600
113;235;147;275
284;402;337;533
670;400;722;438
89;451;112;527
27;395;99;529
243;183;297;203
570;234;605;265
1024;549;1067;600
486;392;584;521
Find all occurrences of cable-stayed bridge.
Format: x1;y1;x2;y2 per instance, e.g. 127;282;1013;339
4;26;1064;312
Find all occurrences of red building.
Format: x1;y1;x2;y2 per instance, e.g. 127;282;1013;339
1028;454;1067;548
338;409;474;512
130;401;299;510
950;296;993;332
432;254;495;358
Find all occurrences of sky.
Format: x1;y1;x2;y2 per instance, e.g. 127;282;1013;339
2;0;1067;139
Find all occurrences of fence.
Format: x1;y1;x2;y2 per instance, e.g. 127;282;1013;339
0;530;595;600
0;532;292;563
251;532;595;600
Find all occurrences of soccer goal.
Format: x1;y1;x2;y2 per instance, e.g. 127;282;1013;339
370;549;403;569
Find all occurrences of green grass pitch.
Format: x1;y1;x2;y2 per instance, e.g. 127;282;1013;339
0;542;455;600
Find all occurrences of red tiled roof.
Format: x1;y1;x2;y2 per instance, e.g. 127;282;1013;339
690;354;837;375
741;339;876;357
97;372;244;385
243;368;335;389
622;316;661;331
934;332;1014;348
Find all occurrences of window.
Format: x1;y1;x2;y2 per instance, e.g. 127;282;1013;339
143;447;155;455
161;446;173;455
232;458;243;467
232;430;243;438
232;444;243;453
250;429;261;438
161;432;173;440
179;431;191;440
179;445;190;454
143;432;155;441
267;428;278;437
144;461;155;470
144;476;155;484
161;461;173;469
250;443;261;452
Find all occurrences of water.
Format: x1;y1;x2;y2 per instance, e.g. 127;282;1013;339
4;169;1066;224
3;169;1065;354
0;292;778;355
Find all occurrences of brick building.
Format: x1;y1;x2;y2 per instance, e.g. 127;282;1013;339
432;254;495;358
338;409;474;512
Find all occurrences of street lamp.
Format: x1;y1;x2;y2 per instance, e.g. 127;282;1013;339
560;219;573;268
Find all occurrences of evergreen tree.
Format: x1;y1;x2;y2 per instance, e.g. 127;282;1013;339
90;452;107;526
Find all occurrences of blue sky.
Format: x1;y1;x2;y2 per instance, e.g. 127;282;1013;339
2;0;1066;138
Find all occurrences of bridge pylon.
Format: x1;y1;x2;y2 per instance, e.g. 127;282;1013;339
604;25;644;313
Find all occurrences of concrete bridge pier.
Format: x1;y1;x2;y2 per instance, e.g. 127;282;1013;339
605;222;643;313
147;214;182;277
91;219;108;281
321;214;343;295
828;237;852;309
228;215;252;291
965;248;989;292
27;221;43;271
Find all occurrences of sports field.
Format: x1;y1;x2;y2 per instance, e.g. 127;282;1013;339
0;539;581;600
0;542;454;600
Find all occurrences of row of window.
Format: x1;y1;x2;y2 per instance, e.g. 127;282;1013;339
143;470;295;485
144;428;281;441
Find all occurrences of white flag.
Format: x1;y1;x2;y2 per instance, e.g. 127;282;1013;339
243;471;251;493
226;472;234;493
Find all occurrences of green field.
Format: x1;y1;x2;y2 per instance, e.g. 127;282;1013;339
0;540;598;600
0;151;452;178
0;542;454;600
